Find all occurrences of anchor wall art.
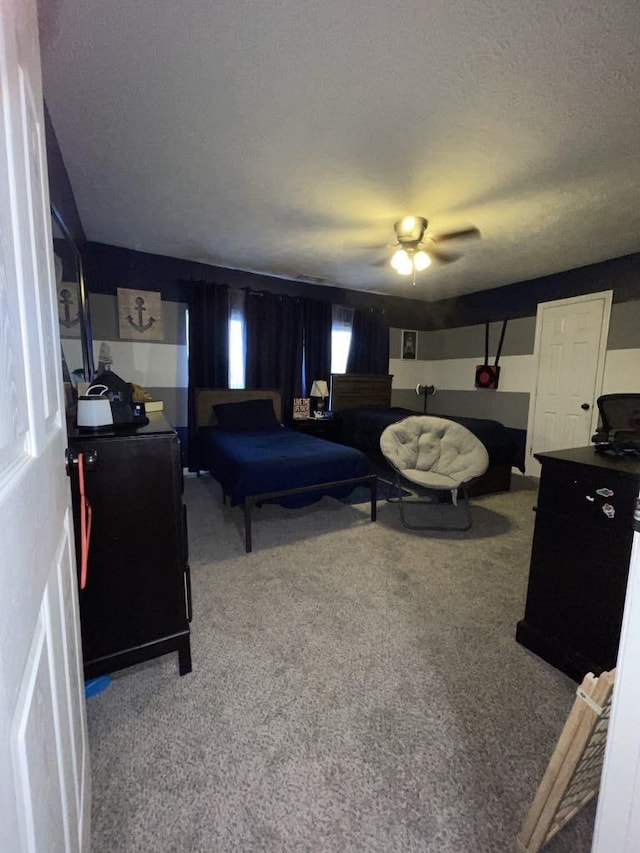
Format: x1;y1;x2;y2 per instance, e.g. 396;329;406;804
57;281;82;338
117;287;164;342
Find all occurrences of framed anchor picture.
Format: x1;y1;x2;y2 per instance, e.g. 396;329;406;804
117;287;164;341
57;279;81;339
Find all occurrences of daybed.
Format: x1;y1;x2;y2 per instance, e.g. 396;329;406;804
194;388;377;552
330;374;522;496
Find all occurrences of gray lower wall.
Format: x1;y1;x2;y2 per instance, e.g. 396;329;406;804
391;389;530;428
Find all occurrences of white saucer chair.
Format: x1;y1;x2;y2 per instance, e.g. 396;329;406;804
380;416;489;531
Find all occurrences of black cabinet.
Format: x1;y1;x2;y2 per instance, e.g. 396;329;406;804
516;447;640;681
68;414;192;678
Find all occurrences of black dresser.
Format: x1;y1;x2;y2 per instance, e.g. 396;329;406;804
516;447;640;681
68;414;192;678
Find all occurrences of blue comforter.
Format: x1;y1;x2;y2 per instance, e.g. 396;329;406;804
198;426;370;507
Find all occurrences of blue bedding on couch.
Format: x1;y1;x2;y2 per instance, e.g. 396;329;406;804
197;425;370;507
334;407;524;471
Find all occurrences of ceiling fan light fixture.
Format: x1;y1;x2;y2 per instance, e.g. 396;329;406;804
391;248;413;275
413;250;431;271
394;215;428;243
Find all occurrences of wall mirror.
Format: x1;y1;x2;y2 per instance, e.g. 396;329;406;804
52;205;94;395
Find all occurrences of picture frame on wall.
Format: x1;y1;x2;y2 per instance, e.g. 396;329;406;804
402;329;417;360
117;287;164;341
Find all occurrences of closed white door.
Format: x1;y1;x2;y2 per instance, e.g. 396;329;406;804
526;291;612;475
0;0;90;850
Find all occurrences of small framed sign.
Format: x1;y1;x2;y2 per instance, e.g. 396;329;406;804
402;329;417;360
293;398;311;419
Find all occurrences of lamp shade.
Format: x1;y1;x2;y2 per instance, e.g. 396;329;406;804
413;250;431;271
310;380;329;398
391;249;413;275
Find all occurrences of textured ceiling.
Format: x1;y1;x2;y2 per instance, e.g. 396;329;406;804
39;0;640;302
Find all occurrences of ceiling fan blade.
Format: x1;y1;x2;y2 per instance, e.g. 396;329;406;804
428;247;462;264
371;258;389;268
430;226;481;243
344;239;391;250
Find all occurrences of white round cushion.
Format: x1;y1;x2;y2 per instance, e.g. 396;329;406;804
380;416;489;490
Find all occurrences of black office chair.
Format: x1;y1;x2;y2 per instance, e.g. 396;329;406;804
592;394;640;456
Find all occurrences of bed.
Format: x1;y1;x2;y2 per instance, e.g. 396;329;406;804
330;374;522;495
195;388;377;552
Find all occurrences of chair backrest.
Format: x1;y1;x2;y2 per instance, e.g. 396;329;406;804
596;394;640;433
380;416;489;484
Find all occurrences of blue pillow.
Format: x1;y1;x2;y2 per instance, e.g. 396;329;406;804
213;398;279;430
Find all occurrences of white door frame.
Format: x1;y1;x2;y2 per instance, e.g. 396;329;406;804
592;513;640;851
525;290;613;471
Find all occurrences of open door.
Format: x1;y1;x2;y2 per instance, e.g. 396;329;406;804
0;0;90;849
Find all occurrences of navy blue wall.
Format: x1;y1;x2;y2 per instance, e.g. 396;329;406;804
44;103;85;246
421;252;640;330
84;241;640;331
84;242;437;328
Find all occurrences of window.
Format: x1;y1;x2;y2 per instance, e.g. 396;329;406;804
331;305;353;374
228;289;245;389
228;295;351;388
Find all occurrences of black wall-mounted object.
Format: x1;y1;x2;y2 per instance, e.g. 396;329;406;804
474;364;500;390
475;320;507;390
416;383;436;413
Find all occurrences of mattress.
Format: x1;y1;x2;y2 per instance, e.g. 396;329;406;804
197;425;370;507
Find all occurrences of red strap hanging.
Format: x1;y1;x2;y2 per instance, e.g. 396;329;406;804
78;452;92;590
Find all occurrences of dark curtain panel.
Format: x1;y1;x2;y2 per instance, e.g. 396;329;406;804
347;307;389;374
187;280;229;470
303;298;332;396
245;291;304;424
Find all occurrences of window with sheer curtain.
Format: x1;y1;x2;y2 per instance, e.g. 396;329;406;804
227;295;351;392
228;289;245;389
331;305;354;374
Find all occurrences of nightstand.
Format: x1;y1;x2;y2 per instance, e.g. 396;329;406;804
291;416;338;441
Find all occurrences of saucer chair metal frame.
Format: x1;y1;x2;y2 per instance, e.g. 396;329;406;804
380;416;489;531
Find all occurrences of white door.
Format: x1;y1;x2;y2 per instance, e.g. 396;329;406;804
0;0;90;850
526;291;612;476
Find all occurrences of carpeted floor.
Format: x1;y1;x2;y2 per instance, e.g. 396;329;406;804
86;474;595;852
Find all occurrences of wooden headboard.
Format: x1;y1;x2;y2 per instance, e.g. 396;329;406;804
195;388;282;427
330;374;393;412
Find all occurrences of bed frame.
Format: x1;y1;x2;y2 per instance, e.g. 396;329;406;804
196;387;283;426
195;388;377;552
329;374;513;495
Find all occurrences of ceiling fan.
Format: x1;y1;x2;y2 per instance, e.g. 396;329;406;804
386;216;480;282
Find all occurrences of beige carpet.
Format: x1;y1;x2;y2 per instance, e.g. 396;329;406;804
86;474;595;852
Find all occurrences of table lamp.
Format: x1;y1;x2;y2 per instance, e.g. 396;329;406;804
310;380;329;418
